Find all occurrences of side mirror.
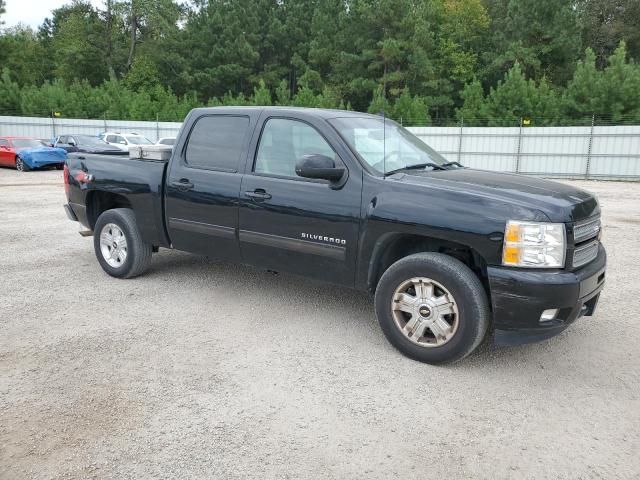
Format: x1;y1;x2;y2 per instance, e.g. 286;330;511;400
295;154;345;182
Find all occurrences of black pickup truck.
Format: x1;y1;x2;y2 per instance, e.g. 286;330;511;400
63;107;606;364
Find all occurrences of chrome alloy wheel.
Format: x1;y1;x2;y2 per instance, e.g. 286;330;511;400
15;157;24;171
99;223;128;268
391;277;459;347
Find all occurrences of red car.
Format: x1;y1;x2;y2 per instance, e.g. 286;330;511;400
0;136;67;172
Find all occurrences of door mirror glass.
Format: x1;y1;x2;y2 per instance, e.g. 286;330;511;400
295;154;345;182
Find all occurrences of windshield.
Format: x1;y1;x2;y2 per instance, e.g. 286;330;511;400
126;136;152;145
12;139;46;149
75;135;111;147
328;117;446;174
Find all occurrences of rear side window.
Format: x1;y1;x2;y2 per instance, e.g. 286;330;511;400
185;115;249;172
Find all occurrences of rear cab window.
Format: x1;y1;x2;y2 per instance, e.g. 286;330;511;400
185;115;250;172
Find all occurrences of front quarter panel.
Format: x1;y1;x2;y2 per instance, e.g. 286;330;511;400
356;175;550;290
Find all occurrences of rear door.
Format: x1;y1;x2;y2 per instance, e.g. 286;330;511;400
165;112;257;261
238;115;362;286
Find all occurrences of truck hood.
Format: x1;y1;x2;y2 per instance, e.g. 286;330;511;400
394;168;599;223
80;145;127;155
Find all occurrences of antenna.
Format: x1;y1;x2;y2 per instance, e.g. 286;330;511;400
382;108;386;177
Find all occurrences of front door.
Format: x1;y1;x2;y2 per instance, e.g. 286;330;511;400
165;113;254;261
238;117;362;286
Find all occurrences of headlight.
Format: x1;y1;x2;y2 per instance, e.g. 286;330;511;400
502;221;566;268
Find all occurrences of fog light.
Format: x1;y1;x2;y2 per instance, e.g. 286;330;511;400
540;309;559;322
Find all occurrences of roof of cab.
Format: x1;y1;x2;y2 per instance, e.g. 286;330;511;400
188;106;379;120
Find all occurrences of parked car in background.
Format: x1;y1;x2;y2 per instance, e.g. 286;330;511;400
156;137;176;146
0;137;67;171
100;132;153;151
54;135;126;155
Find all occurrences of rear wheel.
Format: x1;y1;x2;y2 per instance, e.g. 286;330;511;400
93;208;152;278
15;156;30;172
374;253;489;364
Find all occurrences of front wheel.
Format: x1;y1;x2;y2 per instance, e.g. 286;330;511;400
15;156;30;172
93;208;152;278
374;253;489;364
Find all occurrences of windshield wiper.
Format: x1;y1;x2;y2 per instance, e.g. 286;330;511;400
442;161;465;168
384;162;447;177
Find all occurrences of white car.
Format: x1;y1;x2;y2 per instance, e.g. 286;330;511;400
156;137;176;146
100;132;153;151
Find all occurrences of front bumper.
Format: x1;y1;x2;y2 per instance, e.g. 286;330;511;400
488;245;606;346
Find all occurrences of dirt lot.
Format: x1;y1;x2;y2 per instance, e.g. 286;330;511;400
1;168;639;479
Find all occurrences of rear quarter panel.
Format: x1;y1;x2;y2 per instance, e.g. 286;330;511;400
66;153;169;246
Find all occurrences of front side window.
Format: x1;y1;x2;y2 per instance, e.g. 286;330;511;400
328;117;446;174
254;118;335;177
185;116;249;171
106;135;116;143
0;139;9;147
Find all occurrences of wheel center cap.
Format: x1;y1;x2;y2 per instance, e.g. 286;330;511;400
112;241;118;249
419;305;432;318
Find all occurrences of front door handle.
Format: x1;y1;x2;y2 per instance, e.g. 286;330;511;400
244;189;272;201
171;179;194;191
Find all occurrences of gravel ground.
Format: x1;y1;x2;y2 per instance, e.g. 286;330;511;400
1;168;639;479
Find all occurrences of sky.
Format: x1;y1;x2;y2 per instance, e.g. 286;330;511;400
2;0;102;29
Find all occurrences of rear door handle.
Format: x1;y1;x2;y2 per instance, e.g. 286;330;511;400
171;179;194;191
244;189;272;200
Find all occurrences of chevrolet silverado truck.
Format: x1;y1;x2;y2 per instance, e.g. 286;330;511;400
63;107;606;364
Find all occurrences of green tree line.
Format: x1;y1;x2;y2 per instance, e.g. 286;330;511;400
0;0;640;125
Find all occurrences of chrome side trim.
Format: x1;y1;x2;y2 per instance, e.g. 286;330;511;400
168;218;236;239
239;229;346;261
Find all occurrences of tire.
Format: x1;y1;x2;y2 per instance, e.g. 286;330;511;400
15;156;30;172
93;208;152;279
374;253;489;365
55;164;64;170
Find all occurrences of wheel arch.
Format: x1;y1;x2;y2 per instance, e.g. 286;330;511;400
86;190;133;230
366;232;490;296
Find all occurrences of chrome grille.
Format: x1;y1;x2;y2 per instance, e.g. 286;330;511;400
574;216;601;243
573;240;599;268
